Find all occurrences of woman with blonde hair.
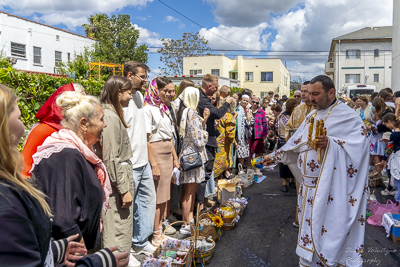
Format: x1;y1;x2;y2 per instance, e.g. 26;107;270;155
176;87;209;234
0;84;128;266
31;90;111;252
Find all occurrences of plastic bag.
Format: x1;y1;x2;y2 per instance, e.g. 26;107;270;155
367;199;400;226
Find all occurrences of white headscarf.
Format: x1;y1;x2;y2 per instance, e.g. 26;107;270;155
178;86;202;138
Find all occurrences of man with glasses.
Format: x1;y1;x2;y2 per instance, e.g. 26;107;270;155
293;90;301;100
197;74;233;209
122;61;157;265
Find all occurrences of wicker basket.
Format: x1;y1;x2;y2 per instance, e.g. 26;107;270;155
185;235;215;264
190;211;219;241
227;199;246;216
222;221;235;231
219;201;237;225
369;177;382;187
150;221;193;267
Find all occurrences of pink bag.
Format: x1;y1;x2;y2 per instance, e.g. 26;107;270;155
367;200;400;226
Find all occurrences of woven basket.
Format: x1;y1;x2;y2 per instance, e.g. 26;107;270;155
369;177;382;187
151;221;193;267
185;235;215;264
219;201;237;225
190;211;219;241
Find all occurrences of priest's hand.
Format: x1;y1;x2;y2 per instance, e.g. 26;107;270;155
315;135;328;149
262;155;273;166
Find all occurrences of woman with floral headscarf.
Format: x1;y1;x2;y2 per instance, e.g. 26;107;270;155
144;77;180;246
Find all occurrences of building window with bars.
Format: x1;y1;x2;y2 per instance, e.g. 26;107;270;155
211;69;220;76
55;51;62;67
345;74;360;83
245;72;253;81
11;42;26;58
261;72;273;82
33;47;41;65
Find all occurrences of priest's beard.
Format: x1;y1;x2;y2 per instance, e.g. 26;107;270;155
313;94;331;110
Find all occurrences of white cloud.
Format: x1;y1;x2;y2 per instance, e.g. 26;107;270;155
133;24;162;50
165;15;178;22
199;23;270;51
204;0;300;27
287;61;325;80
0;0;154;30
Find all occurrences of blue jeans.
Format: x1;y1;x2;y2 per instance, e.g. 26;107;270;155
132;163;156;247
393;178;400;203
205;172;215;198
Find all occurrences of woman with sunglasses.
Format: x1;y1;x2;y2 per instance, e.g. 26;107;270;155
249;97;268;174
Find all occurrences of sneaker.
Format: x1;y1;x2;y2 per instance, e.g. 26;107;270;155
179;224;191;235
381;189;391;196
390;190;397;196
128;254;141;267
162;218;176;235
132;242;157;256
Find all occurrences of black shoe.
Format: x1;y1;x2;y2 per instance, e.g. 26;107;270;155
289;181;296;188
281;185;288;192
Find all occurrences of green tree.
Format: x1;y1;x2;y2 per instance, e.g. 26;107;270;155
82;14;148;64
158;32;210;75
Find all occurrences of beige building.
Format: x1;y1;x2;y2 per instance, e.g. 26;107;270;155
325;26;392;93
183;55;290;99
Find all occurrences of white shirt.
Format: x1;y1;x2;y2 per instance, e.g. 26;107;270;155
144;104;174;142
123;92;148;168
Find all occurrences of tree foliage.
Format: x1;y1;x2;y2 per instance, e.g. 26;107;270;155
82;14;148;64
158;32;210;75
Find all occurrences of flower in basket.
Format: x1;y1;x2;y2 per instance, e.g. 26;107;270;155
211;215;224;228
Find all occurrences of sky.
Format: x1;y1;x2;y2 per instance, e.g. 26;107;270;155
0;0;394;81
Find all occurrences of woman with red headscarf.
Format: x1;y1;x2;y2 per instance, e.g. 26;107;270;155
22;83;84;177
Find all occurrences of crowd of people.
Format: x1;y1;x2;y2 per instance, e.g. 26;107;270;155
0;60;399;266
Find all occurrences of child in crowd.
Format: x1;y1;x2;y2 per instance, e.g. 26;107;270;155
368;108;387;177
377;113;400;203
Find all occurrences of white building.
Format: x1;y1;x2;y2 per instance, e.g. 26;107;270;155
325;26;392;92
0;11;96;74
183;55;290;98
393;1;400;91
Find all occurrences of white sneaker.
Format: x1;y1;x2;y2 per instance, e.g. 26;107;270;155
381;189;391;196
179;224;191;235
128;254;141;267
133;242;157;256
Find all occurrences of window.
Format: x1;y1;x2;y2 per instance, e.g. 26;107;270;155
190;69;202;75
67;53;71;62
245;72;253;81
11;42;26;58
346;49;361;59
345;74;360;83
374;49;379;58
211;69;220;76
56;35;60;41
374;74;379;82
329;62;334;68
261;72;273;82
55;51;62;67
260;92;268;99
33;47;41;65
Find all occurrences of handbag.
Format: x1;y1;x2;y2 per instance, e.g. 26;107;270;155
244;123;252;141
181;151;203;171
367;199;400;226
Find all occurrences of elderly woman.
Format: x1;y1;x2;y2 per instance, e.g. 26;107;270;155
0;85;128;266
249;96;268;162
176;87;209;234
356;95;373;123
236;94;254;171
144;77;180;246
31;91;111;251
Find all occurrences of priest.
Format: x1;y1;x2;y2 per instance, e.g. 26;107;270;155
263;75;368;266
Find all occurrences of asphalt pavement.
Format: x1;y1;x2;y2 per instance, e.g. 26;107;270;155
205;168;400;267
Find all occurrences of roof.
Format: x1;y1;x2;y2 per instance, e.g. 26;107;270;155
0;11;95;41
333;26;392;40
